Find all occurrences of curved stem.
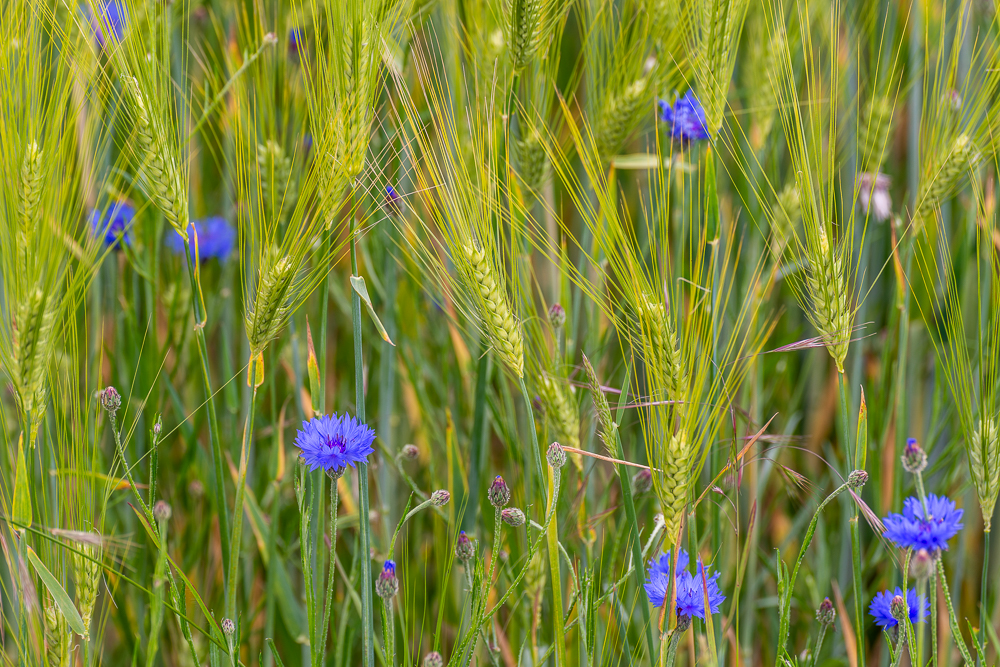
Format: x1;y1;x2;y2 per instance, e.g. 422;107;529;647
936;557;974;666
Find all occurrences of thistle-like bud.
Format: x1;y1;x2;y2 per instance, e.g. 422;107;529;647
501;507;526;527
400;444;419;461
100;386;122;418
546;442;567;469
910;549;934;580
423;651;444;667
327;466;346;480
153;501;172;523
430;490;451;506
816;597;835;626
847;469;868;490
376;560;399;599
152;418;162;437
632;468;653;495
548;303;566;329
455;531;475;563
676;614;693;632
221;618;236;637
901;438;928;474
890;595;907;622
488;475;511;509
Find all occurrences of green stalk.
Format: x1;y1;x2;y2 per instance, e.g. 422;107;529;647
937;558;975;666
350;206;375;667
316;480;339;667
706;144;722;562
464;348;491;531
183;241;230;577
931;566;938;667
517;376;562;662
663;627;683;667
224;386;258;623
980;531;990;666
839;372;865;667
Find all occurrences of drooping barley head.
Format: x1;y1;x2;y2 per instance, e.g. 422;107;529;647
463;243;524;378
969;417;1000;531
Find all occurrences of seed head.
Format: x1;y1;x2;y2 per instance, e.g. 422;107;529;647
376;560;399;600
847;469;868;489
582;353;614;452
501;507;526;527
221;618;236;637
632;468;653;495
488;475;511;509
548;303;566;328
546;442;567;469
816;597;836;626
100;387;122;417
430;490;451;506
455;531;475;563
152;418;162;437
153;501;172;523
400;444;419;461
423;651;444;667
910;549;934;580
902;438;928;474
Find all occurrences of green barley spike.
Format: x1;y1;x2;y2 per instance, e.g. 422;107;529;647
44;597;71;667
505;0;543;71
806;229;851;372
246;250;296;355
463;243;524;378
969;417;1000;531
914;134;979;228
13;286;57;433
596;77;649;159
73;543;100;640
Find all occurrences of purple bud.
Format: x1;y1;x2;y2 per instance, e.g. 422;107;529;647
548;302;566;328
816;597;835;626
455;531;475;563
488;475;511;509
423;652;444;667
153;500;172;523
501;507;526;527
100;386;121;416
910;548;934;580
890;595;907;621
400;444;419;461
632;468;653;494
376;560;398;599
430;490;450;506
221;618;235;637
546;442;567;469
902;438;928;474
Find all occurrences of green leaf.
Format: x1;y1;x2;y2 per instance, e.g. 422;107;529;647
25;546;86;636
350;275;395;346
266;638;286;667
855;387;868;470
13;434;32;529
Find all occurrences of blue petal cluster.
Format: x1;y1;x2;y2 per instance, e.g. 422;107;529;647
91;201;135;249
869;588;929;628
167;217;236;262
657;91;711;143
883;494;964;552
295;412;375;473
644;549;725;619
94;0;126;48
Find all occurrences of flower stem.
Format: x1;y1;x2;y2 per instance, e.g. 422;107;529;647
936;557;974;665
182;241;230;577
225;385;257;623
350;206;375;667
839;372;866;667
316;480;339;667
980;530;990;667
546;464;567;667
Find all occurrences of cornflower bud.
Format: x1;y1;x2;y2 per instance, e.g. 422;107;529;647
901;438;928;474
488;475;510;509
376;560;399;600
816;597;835;626
546;442;567;469
455;531;475;563
431;490;451;506
400;444;419;461
501;507;526;527
548;303;566;328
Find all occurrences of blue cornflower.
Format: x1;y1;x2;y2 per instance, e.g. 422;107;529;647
644;549;725;619
167;217;236;262
91;201;135;249
883;494;964;552
384;185;403;217
289;28;303;53
657;91;711;143
295;412;375;474
869;588;929;628
94;0;126;48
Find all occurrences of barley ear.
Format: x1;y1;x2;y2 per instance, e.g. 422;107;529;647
246;250;296;355
659;430;691;542
538;375;582;469
969;417;1000;531
44;596;71;667
596;77;649;158
13;286;58;439
914;134;979;230
582;354;615;455
72;544;100;640
805;230;851;371
463;243;524;378
18;141;43;275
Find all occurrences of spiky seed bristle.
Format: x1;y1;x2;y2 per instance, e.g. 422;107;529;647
969;417;1000;531
914;134;979;229
805;232;851;371
246;252;295;354
658;430;691;541
582;354;614;454
44;597;71;667
770;183;801;257
130;78;189;240
858;96;893;171
463;243;524;378
73;543;100;639
596;77;648;158
12;286;57;429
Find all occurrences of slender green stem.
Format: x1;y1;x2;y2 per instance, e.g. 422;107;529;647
980;530;990;667
931;566;938;667
937;557;975;666
315;479;339;667
350;207;375;667
182;242;230;578
517;377;547;505
663;627;683;667
890;624;908;667
546;464;567;667
839;372;865;667
778;480;852;652
464;348;491;532
225;386;257;623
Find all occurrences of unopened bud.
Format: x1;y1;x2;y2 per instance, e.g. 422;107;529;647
400;444;419;461
423;652;444;667
632;468;653;494
488;475;511;509
546;442;567;469
890;595;907;621
455;531;475;563
548;303;566;328
153;501;172;523
847;469;868;489
100;386;121;417
430;490;450;506
910;548;934;580
501;507;526;527
901;438;928;474
816;597;835;626
376;560;399;599
221;618;235;637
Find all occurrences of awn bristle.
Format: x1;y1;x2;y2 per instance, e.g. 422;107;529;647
463;243;524;378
